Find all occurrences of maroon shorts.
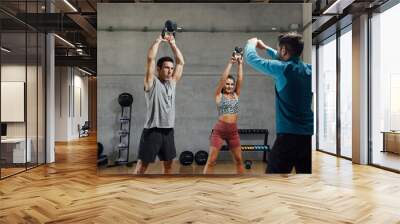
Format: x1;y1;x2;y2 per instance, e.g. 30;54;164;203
210;120;241;150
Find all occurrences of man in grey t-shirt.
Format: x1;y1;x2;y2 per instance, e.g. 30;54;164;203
134;35;184;174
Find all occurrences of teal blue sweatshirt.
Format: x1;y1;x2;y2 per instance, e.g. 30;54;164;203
244;43;313;135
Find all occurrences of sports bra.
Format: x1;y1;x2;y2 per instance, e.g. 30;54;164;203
218;94;239;116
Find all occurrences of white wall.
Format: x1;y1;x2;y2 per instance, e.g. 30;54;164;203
55;67;69;141
72;72;89;138
1;65;35;138
1;64;45;164
55;67;89;141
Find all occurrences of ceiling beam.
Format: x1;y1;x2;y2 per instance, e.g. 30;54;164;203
67;13;97;39
55;55;96;69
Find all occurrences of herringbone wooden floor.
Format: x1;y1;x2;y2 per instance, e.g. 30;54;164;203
1;135;400;223
99;159;268;175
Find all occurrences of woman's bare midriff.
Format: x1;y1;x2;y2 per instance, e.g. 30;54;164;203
218;114;238;123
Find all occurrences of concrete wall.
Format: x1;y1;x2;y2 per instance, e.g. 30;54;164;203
98;3;308;162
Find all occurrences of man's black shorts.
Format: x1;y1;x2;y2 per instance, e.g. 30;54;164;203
138;128;176;163
266;134;312;174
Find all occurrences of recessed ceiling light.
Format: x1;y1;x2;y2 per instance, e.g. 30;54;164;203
271;27;277;31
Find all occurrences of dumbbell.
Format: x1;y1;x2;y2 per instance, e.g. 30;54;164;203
117;143;128;149
120;116;130;123
118;129;129;136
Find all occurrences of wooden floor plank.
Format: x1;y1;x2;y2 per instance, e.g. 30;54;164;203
0;135;399;223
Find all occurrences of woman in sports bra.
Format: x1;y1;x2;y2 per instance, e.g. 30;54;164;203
203;53;244;174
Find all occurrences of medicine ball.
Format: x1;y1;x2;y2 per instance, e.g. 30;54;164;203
118;93;133;107
179;151;194;166
194;150;208;165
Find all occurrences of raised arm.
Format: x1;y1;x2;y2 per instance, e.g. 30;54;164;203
244;38;288;92
215;57;235;98
244;38;285;80
235;56;243;97
167;36;185;82
144;36;163;91
256;39;279;59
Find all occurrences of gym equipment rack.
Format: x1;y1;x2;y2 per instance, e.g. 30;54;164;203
219;129;270;162
113;104;134;166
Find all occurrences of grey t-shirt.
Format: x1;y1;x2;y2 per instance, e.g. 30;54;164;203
144;78;176;128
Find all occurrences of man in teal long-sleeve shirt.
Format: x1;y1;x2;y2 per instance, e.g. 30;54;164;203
244;32;313;174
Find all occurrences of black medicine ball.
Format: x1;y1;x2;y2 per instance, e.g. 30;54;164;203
179;151;194;166
118;93;133;107
194;150;208;165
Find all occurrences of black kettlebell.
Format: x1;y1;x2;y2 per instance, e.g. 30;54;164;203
194;150;208;166
179;151;194;166
232;46;243;58
161;20;182;39
162;20;176;38
244;160;252;169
